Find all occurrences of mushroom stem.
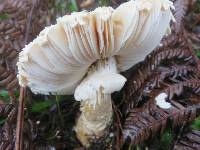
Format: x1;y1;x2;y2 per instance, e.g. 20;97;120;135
75;94;113;147
74;57;126;147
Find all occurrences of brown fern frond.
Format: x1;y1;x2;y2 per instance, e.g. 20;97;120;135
173;0;189;33
159;34;184;49
124;65;198;112
122;99;200;145
122;39;200;146
0;0;32;51
0;122;14;150
0;0;50;91
173;130;200;150
123;48;193;105
0;111;50;150
122;60;200;146
163;79;200;99
0;104;16;150
0;41;19;62
0;104;13;118
0;0;49;51
120;0;200;148
0;65;18;90
159;65;197;79
0;103;47;150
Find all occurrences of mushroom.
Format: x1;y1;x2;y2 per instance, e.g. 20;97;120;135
17;0;174;147
155;93;171;109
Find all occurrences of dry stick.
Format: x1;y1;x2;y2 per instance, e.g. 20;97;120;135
15;1;37;149
24;0;38;45
15;87;26;150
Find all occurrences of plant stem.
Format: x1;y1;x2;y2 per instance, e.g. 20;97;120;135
15;87;26;150
55;95;64;128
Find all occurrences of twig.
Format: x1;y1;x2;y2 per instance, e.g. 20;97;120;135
15;1;37;149
15;87;26;150
24;0;38;45
55;95;64;128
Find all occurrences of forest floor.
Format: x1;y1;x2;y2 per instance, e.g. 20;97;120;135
0;0;200;150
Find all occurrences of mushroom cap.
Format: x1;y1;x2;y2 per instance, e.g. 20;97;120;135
17;0;174;95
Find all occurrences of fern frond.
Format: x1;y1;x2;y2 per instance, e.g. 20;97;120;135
122;26;200;145
123;48;194;107
173;0;189;33
0;104;13;118
0;41;18;61
0;65;18;90
0;0;51;91
173;130;200;150
123;99;200;145
163;79;200;99
0;104;16;150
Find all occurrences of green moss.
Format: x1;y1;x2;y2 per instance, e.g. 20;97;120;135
0;13;9;21
0;117;6;127
160;129;174;148
0;90;19;103
191;117;200;130
0;90;10;103
31;100;54;113
196;51;200;58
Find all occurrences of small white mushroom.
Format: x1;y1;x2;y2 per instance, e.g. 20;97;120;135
17;0;174;147
155;93;172;109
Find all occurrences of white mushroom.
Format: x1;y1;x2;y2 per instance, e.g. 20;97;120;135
155;93;171;109
17;0;174;147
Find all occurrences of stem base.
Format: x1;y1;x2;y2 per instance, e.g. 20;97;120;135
75;95;113;147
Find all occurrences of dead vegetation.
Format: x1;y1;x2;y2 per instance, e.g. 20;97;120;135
0;0;200;149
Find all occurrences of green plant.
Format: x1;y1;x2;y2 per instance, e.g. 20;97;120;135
31;100;54;113
197;0;200;11
191;117;200;130
196;50;200;58
0;90;10;103
160;129;174;149
68;0;78;12
0;117;6;126
0;13;9;20
0;90;19;103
